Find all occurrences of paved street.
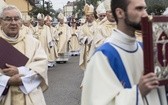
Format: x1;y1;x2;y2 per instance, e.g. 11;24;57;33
44;56;83;105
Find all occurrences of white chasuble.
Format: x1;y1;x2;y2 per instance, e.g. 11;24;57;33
81;29;167;105
0;30;48;105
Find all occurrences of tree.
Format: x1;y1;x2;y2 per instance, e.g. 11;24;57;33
74;0;100;19
74;0;168;18
28;1;56;19
146;0;168;15
73;0;85;18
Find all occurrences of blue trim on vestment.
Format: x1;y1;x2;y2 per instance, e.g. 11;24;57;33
95;42;144;105
111;43;139;53
138;42;143;49
96;43;131;88
136;85;139;105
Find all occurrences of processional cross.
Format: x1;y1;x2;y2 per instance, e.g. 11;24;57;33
156;34;168;67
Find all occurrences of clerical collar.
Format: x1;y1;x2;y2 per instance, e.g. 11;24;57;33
105;29;138;52
2;30;18;41
115;29;136;40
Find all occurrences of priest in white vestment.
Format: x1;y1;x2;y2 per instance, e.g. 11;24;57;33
55;13;71;62
81;0;168;104
22;15;35;36
69;20;80;56
44;15;58;66
88;0;117;60
95;2;106;24
79;4;97;70
34;13;54;67
0;5;48;105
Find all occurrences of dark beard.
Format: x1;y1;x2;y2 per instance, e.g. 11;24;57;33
125;13;141;30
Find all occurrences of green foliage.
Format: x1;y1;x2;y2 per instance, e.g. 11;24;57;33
74;0;85;18
87;0;99;6
147;4;165;15
146;0;168;15
74;0;168;17
74;0;100;18
28;1;57;19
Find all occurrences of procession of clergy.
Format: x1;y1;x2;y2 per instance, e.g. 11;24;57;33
2;0;143;70
9;0;117;70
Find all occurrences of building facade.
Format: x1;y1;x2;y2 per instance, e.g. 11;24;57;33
63;1;77;18
4;0;35;19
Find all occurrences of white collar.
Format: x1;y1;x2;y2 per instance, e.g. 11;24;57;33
105;29;138;52
2;30;18;41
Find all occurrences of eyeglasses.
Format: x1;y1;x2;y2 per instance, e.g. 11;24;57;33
1;16;21;23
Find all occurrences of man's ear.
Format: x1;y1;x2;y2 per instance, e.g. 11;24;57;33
115;8;125;19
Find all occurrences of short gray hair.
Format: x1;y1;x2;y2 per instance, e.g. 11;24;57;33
0;5;22;18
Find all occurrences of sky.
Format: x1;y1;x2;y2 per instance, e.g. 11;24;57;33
50;0;76;10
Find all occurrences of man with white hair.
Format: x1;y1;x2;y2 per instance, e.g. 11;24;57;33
55;12;71;63
0;5;48;105
21;15;35;37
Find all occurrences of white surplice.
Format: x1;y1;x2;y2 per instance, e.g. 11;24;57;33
81;29;167;105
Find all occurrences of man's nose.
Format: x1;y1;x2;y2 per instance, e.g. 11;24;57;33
142;10;148;17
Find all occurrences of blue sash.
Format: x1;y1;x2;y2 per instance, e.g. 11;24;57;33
96;42;143;105
96;43;131;88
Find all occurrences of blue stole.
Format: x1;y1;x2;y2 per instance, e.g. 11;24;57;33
96;42;142;105
96;43;131;88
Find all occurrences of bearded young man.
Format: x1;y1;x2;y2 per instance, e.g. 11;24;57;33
81;0;167;105
0;5;48;105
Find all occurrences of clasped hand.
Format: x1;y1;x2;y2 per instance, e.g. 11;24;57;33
2;63;18;76
1;63;23;86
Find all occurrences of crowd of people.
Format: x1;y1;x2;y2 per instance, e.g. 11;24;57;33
81;0;168;105
0;0;168;104
22;12;82;67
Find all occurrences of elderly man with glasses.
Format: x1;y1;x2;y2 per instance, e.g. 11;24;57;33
0;5;48;105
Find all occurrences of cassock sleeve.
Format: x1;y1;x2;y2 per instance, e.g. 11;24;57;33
0;75;10;96
18;66;42;94
81;52;144;105
78;26;88;44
